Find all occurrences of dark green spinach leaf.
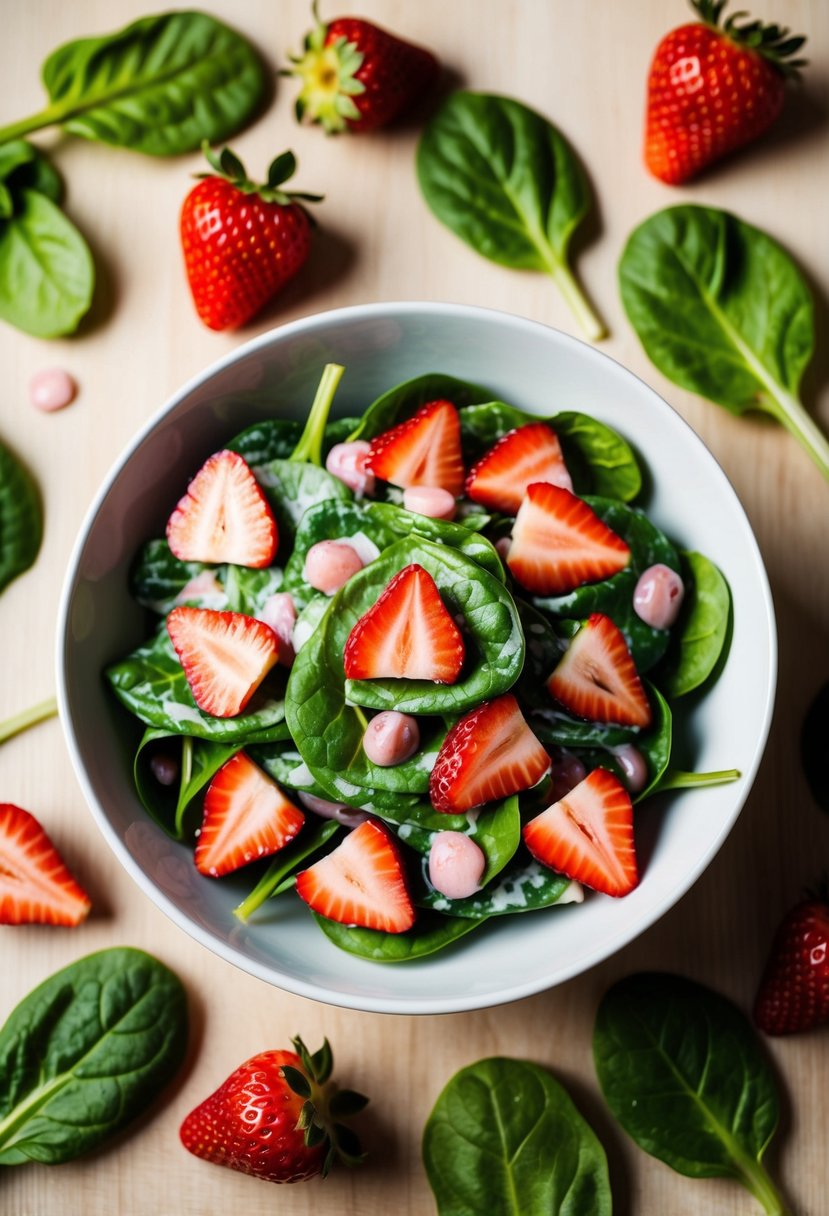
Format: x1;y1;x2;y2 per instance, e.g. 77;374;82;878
228;417;303;465
0;140;62;204
314;910;485;961
594;972;787;1213
133;729;238;840
234;819;342;921
417;92;606;341
0;12;267;156
364;501;504;582
254;459;352;540
423;1057;611;1215
347;371;493;442
420;856;578;920
658;551;732;698
130;540;224;614
0;188;93;337
620;204;828;481
0;947;187;1165
0;438;42;595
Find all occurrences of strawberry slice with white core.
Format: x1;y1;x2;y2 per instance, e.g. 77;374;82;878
465;423;573;514
295;819;415;933
367;400;465;496
523;767;639;897
0;804;91;925
167;449;277;568
343;563;465;683
196;753;304;877
546;612;651;729
429;693;551;813
507;483;630;595
167;606;279;718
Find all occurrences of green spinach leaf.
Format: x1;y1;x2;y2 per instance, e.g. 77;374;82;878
133;729;238;840
347;371;493;442
0;140;62;204
0;188;93;337
254;458;352;541
223;564;283;616
228;417;303;465
0;947;187;1165
0;438;42;595
282;499;397;606
417;92;606;341
364;501;505;582
106;626;289;743
658;551;731;698
594;972;787;1214
0;12;266;157
234;820;342;922
420;856;579;921
384;797;521;885
620;204;828;481
314;910;485;962
130;540;225;614
423;1057;611;1215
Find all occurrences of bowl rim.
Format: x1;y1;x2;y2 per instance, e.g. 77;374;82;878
56;300;777;1014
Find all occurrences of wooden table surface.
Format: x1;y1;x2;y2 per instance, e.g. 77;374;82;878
2;1;828;1213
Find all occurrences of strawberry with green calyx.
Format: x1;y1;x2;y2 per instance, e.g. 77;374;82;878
180;144;322;331
645;0;807;185
754;882;829;1036
180;1035;368;1183
287;3;439;134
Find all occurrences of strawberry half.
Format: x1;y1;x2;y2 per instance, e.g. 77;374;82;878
506;484;630;596
196;752;305;878
546;613;651;729
343;563;464;683
367;400;465;496
167;449;277;568
523;767;639;897
465;423;573;514
167;606;279;718
0;804;91;926
295;819;415;933
429;693;550;814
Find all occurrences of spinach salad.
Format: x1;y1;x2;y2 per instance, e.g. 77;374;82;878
106;365;737;963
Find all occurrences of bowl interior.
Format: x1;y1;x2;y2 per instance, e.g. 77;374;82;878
58;303;775;1014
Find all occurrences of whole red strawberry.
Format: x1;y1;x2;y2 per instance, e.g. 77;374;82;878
287;2;439;133
754;887;829;1035
180;1036;367;1183
644;0;807;184
180;146;322;331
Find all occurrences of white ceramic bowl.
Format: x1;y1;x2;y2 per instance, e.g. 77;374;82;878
57;302;776;1015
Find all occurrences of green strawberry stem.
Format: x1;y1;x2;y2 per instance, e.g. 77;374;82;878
548;260;607;343
657;767;741;791
0;696;58;744
290;363;345;466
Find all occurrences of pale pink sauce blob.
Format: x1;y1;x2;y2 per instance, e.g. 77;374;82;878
304;540;364;595
612;744;649;794
258;592;297;666
297;791;369;829
633;564;685;629
428;831;486;900
402;485;456;521
362;711;421;767
30;368;77;412
325;441;375;497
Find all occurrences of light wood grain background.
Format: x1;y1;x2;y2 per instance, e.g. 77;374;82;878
1;1;828;1213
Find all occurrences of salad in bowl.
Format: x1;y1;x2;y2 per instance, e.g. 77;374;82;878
59;302;774;1012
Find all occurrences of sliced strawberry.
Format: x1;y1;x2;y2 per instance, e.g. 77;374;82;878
546;613;651;729
295;819;414;933
167;606;278;718
196;752;304;877
167;449;277;568
343;563;464;683
523;767;638;897
465;423;573;514
0;804;91;926
429;693;550;814
507;483;630;595
367;400;465;496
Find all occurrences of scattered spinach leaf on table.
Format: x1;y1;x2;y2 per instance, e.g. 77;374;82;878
619;204;828;481
417;92;606;341
0;438;42;596
0;947;187;1165
594;972;789;1215
423;1057;612;1215
0;11;267;156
